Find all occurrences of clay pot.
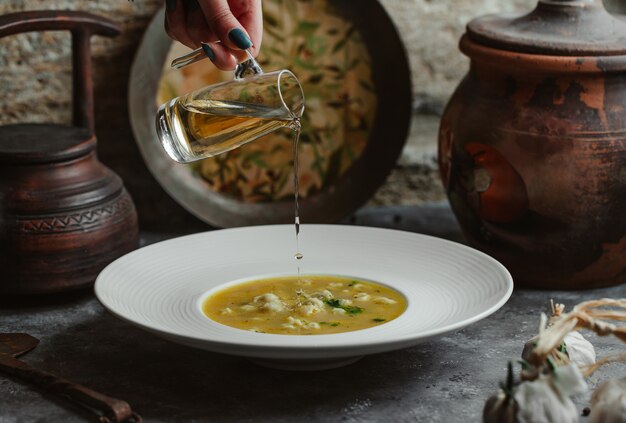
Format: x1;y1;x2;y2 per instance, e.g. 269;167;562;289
0;126;139;295
0;11;139;294
439;0;626;289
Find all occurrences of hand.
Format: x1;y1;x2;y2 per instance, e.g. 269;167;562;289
165;0;262;70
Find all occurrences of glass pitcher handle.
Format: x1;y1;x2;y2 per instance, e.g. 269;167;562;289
171;45;263;79
234;50;264;79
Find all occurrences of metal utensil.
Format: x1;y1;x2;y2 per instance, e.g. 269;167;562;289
171;45;262;78
0;333;141;423
170;45;207;69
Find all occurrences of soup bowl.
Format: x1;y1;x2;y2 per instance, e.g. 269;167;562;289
95;225;513;370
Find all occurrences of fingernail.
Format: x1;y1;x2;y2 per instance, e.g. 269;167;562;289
165;0;176;12
228;28;253;50
185;0;200;12
201;42;215;61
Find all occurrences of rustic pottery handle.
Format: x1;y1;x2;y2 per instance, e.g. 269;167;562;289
0;355;141;422
0;10;120;134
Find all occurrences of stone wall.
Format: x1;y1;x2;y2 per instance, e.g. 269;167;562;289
1;0;623;228
0;0;542;124
0;0;162;125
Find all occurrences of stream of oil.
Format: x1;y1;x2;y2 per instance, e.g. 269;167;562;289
292;118;303;280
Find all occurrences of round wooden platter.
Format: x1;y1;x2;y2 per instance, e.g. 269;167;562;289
129;0;411;228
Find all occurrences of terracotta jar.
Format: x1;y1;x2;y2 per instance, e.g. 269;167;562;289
439;0;626;289
0;11;139;295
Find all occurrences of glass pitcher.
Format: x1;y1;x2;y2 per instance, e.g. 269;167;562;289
155;55;305;164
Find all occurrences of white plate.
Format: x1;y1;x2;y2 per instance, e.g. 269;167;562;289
95;225;513;370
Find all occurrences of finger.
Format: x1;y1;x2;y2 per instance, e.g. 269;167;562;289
201;41;239;70
216;41;254;64
229;46;251;63
165;0;196;48
228;0;262;57
198;0;253;51
185;0;219;48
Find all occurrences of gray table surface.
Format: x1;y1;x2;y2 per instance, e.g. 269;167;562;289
1;203;625;423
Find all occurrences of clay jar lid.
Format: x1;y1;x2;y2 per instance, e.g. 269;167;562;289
0;123;95;164
467;0;626;56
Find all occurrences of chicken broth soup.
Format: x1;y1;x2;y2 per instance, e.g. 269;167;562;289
203;275;407;335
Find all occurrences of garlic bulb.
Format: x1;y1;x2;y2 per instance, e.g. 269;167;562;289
483;364;587;423
484;363;517;423
523;331;596;367
483;390;517;423
516;364;586;423
551;362;589;397
563;331;595;367
589;378;626;423
522;302;595;368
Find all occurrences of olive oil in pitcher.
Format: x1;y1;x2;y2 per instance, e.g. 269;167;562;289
156;69;304;164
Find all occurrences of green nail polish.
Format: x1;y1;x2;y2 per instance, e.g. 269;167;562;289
201;43;215;61
228;28;253;50
165;0;176;12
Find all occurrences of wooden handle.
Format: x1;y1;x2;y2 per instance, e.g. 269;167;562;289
0;356;140;423
0;11;121;134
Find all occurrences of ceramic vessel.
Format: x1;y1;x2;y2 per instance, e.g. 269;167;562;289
439;0;626;289
0;11;138;295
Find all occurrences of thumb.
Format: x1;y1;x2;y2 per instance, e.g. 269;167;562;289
199;0;253;51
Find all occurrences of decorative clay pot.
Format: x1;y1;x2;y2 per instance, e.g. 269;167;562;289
439;0;626;289
0;11;139;295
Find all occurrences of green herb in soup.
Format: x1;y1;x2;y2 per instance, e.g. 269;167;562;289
203;275;406;335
